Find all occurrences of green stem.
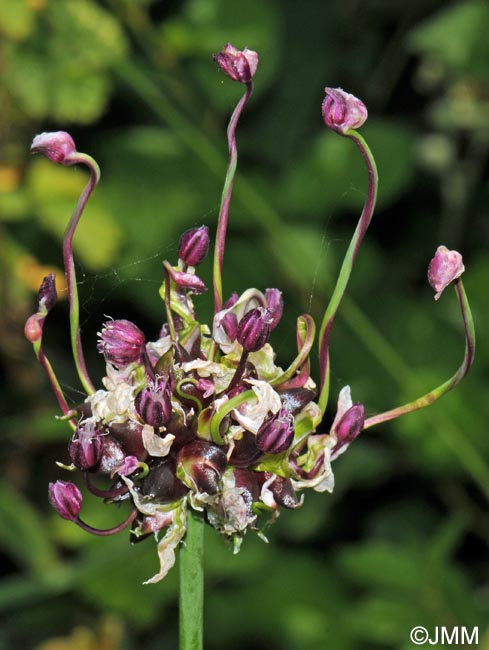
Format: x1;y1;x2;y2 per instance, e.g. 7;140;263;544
179;510;204;650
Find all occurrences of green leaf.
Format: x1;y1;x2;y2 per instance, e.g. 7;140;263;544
0;481;58;576
408;0;489;81
0;0;35;40
27;159;123;271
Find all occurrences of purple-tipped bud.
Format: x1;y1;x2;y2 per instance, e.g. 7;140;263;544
97;319;145;369
332;401;364;456
69;419;104;470
222;311;238;341
428;245;465;301
164;262;208;294
48;481;82;521
135;377;172;429
256;407;295;454
177;440;227;495
38;274;57;313
237;307;271;352
178;226;210;267
31;131;77;164
213;43;259;83
322;88;368;135
265;288;283;331
224;292;239;309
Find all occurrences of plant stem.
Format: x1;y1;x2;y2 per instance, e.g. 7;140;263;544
213;82;253;313
317;131;378;416
179;510;204;650
63;153;100;396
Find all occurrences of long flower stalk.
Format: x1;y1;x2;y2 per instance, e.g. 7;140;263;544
179;511;204;650
364;278;475;429
213;82;253;313
317;130;378;416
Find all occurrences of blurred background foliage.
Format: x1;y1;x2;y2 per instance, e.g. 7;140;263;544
1;0;489;648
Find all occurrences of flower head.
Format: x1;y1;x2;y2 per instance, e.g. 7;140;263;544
322;88;368;135
31;131;77;164
428;245;465;301
213;43;258;83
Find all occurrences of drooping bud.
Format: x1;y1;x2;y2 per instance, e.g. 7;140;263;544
48;481;82;521
177;440;227;495
236;308;271;352
97;319;145;369
135;377;172;429
178;226;210;267
264;288;283;331
69;419;104;470
213;43;259;83
31;131;77;164
37;274;57;313
163;262;207;295
332;401;365;456
428;245;465;301
256;407;295;454
224;292;239;309
322;88;368;135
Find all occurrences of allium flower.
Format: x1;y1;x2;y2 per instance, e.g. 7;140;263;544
213;43;259;83
29;44;475;589
97;319;146;369
31;131;76;164
322;87;368;135
428;245;465;300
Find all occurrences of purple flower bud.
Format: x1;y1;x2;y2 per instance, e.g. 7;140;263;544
97;319;145;369
265;288;283;331
135;377;172;429
48;481;82;521
237;308;271;352
332;401;364;456
164;262;207;294
322;88;368;135
38;274;57;313
428;245;465;301
222;311;238;341
178;226;210;267
31;131;77;164
256;408;295;454
213;43;259;83
69;419;104;470
178;441;227;495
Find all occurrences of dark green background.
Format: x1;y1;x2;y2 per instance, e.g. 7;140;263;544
1;0;488;648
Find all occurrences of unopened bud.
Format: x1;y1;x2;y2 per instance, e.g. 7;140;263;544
31;131;76;164
178;226;210;267
97;319;145;369
322;88;368;135
222;311;238;341
69;419;104;470
264;288;283;331
38;274;57;313
135;377;173;429
237;308;271;352
48;480;82;521
213;43;259;83
332;402;364;455
428;245;465;301
256;407;295;454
